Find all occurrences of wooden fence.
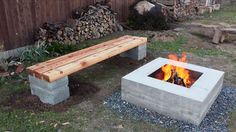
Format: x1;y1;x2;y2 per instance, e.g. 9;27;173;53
0;0;136;51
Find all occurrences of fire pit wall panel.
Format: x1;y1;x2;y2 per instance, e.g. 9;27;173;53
121;58;224;125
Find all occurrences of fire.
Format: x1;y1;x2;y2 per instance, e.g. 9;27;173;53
161;52;192;88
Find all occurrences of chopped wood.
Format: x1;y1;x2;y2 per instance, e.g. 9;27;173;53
36;3;123;44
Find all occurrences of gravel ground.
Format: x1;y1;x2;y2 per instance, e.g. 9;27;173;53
104;86;236;132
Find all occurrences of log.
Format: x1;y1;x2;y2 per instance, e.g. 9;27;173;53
212;28;222;44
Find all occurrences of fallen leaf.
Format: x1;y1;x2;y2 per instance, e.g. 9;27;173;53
113;124;124;129
39;120;45;124
62;122;70;126
54;123;58;128
15;64;24;74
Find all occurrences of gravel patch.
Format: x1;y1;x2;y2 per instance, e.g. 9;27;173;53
104;86;236;132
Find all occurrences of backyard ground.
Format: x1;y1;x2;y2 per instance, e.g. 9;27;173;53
0;5;236;132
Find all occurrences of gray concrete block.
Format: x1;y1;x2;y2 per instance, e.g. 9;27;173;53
121;57;224;125
29;75;70;105
120;44;147;60
31;84;70;105
29;75;68;91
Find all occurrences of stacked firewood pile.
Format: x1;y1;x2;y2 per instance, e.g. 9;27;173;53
36;4;123;44
151;0;210;21
173;0;200;21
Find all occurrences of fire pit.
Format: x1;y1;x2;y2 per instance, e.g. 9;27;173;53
121;54;224;125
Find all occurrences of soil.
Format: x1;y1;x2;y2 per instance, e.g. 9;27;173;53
1;78;100;112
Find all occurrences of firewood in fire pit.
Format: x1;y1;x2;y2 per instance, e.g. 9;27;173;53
166;69;187;87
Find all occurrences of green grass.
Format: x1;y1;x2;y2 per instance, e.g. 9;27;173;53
148;35;226;57
195;5;236;24
228;110;236;132
0;109;77;132
188;47;225;57
232;59;236;64
148;36;187;53
0;74;29;103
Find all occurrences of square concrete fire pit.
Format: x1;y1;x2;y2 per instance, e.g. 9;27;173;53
121;57;224;125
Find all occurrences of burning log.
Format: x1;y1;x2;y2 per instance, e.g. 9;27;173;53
157;53;193;88
36;3;123;44
166;69;187;87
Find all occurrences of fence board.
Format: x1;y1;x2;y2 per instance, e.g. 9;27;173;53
0;0;136;51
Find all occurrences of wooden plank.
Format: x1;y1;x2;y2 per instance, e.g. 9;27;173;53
42;37;147;82
2;0;17;50
22;0;34;47
27;35;133;72
32;36;138;74
222;28;236;34
0;0;9;50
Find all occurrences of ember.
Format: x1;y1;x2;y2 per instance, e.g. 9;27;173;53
156;53;193;88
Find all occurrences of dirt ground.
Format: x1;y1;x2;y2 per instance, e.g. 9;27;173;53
0;5;236;132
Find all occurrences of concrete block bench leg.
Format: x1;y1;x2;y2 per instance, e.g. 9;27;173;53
120;44;147;60
29;75;70;105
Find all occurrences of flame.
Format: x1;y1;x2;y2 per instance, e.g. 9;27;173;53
161;52;192;88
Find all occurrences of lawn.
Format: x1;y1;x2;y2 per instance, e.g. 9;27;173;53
0;5;236;132
189;5;236;25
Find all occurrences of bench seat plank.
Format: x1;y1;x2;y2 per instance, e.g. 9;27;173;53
32;37;137;75
28;35;132;73
28;35;147;82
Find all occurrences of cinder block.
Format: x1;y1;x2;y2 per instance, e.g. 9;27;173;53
121;58;224;125
31;84;70;105
29;75;68;91
29;75;70;105
120;44;147;60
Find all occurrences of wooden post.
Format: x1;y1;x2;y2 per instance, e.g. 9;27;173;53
212;28;222;44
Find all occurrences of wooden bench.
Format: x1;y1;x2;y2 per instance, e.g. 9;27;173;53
27;35;147;105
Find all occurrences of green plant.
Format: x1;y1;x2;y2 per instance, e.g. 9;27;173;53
20;42;50;65
46;41;78;56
